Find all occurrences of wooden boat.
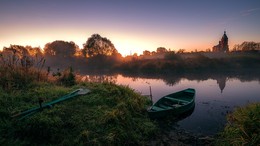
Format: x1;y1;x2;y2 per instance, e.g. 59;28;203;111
147;88;195;118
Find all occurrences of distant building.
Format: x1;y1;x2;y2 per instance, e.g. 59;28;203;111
212;31;229;52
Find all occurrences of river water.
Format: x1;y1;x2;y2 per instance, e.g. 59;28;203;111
82;74;260;135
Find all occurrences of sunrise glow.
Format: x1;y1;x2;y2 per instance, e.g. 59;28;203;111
0;1;260;55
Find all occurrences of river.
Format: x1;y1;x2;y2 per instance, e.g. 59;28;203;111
81;74;260;135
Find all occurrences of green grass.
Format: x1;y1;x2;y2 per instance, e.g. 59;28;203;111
0;82;157;145
215;103;260;146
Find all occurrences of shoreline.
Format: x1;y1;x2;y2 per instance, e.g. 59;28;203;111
150;127;215;146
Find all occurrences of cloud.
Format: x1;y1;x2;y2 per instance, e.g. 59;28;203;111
240;8;260;16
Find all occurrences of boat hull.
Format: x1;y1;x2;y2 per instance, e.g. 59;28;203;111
147;88;195;119
148;101;195;119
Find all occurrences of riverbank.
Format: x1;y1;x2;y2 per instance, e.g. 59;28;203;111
1;81;259;145
0;82;157;145
0;81;212;145
149;103;260;146
149;127;215;146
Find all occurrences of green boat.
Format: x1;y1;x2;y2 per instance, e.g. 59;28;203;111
147;88;195;118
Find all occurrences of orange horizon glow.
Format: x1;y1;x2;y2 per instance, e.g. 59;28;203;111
1;1;259;56
0;33;237;57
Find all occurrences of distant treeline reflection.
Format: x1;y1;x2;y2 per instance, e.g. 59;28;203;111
80;69;259;94
76;52;260;86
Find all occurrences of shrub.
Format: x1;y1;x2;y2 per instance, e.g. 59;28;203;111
54;67;76;86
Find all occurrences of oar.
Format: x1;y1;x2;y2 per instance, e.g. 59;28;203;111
46;88;90;105
11;91;76;118
12;88;91;120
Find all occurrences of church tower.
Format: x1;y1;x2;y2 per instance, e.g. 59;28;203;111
220;31;229;52
212;31;229;52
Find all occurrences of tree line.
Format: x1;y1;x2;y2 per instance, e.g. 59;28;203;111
1;34;259;74
232;42;260;52
0;34;124;71
0;33;186;71
1;34;119;59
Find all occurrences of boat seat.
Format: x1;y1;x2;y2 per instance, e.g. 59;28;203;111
151;106;165;111
184;90;194;93
164;96;189;104
171;104;182;107
158;104;172;109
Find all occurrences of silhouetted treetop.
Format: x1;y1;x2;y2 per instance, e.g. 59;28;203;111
156;47;167;54
1;45;45;68
44;40;78;57
232;41;260;51
25;46;43;57
82;34;118;57
177;49;185;54
3;45;29;58
143;50;151;56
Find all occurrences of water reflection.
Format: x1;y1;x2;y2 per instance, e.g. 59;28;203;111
80;75;117;83
216;77;226;93
80;72;259;95
156;104;195;128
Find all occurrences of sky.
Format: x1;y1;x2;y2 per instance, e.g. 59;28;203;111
0;0;260;56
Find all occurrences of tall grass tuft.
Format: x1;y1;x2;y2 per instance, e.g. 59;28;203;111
0;48;47;91
216;103;260;146
57;67;76;87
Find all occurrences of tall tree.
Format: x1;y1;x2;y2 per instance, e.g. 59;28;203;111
82;34;118;57
44;41;78;57
240;42;260;51
177;49;185;54
156;47;167;54
143;50;151;56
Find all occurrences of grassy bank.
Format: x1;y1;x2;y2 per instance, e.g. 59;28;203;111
0;82;157;145
215;103;260;146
